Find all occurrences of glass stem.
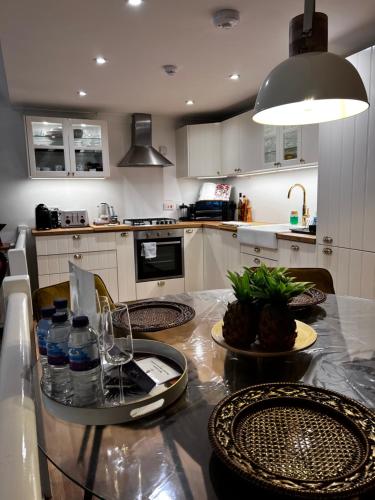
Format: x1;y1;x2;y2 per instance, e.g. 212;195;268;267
119;364;125;405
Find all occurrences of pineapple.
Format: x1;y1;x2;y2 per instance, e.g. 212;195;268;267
246;265;313;351
222;270;259;348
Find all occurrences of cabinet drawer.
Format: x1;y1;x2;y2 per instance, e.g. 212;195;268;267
136;278;185;300
36;232;116;255
240;244;279;260
37;250;117;275
37;268;118;303
278;240;317;267
240;253;277;268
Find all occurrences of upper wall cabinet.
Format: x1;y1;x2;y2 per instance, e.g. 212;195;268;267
263;124;318;169
221;110;263;175
25;116;110;178
176;123;221;178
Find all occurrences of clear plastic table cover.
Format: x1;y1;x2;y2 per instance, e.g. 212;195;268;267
35;291;375;499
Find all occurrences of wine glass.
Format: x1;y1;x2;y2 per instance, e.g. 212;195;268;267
103;304;133;405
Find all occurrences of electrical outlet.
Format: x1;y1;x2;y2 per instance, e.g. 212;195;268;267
163;200;176;211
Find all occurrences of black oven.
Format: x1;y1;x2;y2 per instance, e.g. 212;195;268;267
134;229;184;282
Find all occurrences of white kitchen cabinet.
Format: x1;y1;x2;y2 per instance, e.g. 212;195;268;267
221;111;263;175
278;240;317;268
176;123;221;178
184;228;204;292
240;253;277;268
116;232;136;302
317;47;373;250
203;229;241;289
25;116;109;178
221;231;242;285
136;278;185;300
36;232;116;255
240;244;279;261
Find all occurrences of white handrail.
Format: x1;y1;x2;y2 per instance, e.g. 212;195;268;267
8;225;28;276
0;278;42;500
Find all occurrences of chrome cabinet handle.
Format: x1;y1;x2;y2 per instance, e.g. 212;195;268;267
232;233;237;238
254;258;261;265
157;281;165;287
323;247;333;255
300;158;305;164
237;168;242;172
254;247;261;253
74;253;83;260
217;171;220;175
120;232;129;237
67;172;70;176
323;236;333;244
185;229;194;234
72;172;75;176
291;244;300;251
72;234;80;240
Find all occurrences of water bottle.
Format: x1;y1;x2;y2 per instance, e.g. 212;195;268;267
36;306;56;394
68;316;101;406
47;312;72;403
53;298;70;318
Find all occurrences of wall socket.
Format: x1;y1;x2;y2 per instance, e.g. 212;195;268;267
163;200;176;211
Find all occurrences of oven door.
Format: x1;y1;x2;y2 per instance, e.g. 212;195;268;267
135;237;184;282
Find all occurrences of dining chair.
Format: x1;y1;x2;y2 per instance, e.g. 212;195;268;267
32;274;115;321
250;267;335;294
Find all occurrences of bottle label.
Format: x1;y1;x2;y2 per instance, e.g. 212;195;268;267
47;341;69;366
69;344;100;371
37;328;48;356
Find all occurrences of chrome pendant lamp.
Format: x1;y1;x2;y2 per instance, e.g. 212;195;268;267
253;0;369;126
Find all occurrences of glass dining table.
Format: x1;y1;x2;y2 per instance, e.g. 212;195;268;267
34;290;375;499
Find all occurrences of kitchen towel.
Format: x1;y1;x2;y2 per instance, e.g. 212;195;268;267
141;242;157;259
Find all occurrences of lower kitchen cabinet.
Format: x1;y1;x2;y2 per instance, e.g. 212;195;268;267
278;240;317;267
203;229;241;289
136;278;185;300
184;228;204;292
116;232;136;302
317;244;375;298
240;253;277;268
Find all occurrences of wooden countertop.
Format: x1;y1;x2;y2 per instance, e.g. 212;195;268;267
32;221;316;244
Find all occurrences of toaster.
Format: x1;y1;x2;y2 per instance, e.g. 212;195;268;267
60;210;89;227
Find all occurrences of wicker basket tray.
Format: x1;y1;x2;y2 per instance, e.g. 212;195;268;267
289;288;327;309
113;301;195;333
208;383;375;498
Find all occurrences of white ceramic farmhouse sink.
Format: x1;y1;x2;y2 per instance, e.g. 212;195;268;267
237;224;291;249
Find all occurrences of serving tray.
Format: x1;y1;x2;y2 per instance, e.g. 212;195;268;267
113;300;195;333
289;288;327;309
41;339;188;425
208;383;375;498
211;320;317;357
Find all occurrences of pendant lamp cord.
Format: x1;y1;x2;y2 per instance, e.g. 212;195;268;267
303;0;315;36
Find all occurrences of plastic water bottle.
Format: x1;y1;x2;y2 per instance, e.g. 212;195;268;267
36;306;56;394
47;312;72;402
53;298;70;318
68;316;101;406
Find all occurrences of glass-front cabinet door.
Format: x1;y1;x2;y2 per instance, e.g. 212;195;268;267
68;120;110;177
280;126;301;166
25;117;70;178
263;125;278;167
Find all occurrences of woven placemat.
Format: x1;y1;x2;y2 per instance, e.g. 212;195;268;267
289;288;326;308
113;301;195;333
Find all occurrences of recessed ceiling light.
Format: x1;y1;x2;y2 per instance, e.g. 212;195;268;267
229;73;240;80
128;0;143;6
95;56;107;65
185;100;194;106
78;90;87;97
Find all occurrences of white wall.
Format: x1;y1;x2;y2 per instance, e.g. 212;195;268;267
229;167;318;223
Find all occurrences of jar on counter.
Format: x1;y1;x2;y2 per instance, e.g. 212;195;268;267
290;210;299;225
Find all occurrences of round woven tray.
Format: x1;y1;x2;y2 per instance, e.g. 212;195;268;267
113;301;195;333
289;288;327;309
208;383;375;498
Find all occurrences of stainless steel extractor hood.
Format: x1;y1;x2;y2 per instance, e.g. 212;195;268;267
118;113;173;167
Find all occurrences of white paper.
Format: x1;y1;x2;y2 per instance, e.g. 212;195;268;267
135;357;181;385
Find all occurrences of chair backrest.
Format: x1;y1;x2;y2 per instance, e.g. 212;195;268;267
0;252;8;287
32;274;115;321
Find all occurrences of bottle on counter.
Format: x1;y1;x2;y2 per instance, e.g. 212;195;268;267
246;199;253;223
237;193;243;221
290;210;299;225
68;315;101;407
53;298;71;318
36;306;56;393
47;312;72;402
241;195;248;222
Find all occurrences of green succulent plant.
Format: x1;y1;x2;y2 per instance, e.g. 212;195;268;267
227;264;313;304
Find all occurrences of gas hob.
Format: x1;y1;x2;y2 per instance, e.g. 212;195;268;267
123;217;177;227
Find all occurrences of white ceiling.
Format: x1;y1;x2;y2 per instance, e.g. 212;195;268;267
1;0;375;117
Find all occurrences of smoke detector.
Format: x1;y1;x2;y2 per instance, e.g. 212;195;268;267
162;64;178;76
213;9;240;29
